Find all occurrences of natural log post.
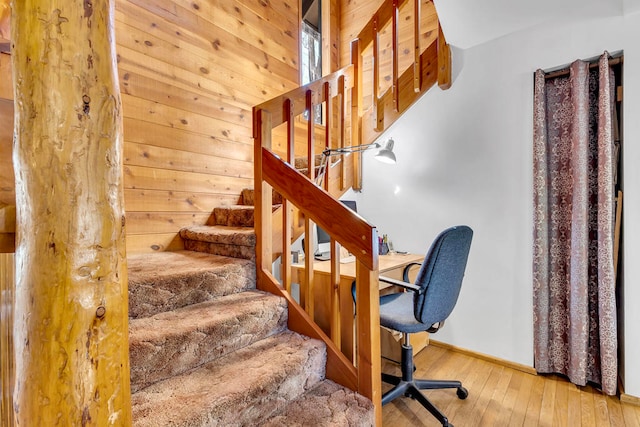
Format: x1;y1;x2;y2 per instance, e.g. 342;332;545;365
11;1;131;425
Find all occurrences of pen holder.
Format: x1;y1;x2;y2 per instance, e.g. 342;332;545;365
379;242;389;255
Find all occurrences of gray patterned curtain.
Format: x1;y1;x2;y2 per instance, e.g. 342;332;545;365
532;52;618;395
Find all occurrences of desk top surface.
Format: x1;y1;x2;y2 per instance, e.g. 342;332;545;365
292;252;424;279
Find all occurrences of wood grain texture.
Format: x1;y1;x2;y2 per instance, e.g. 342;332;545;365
382;345;640;426
0;98;13;210
11;1;131;423
0;53;11;99
0;252;15;426
114;0;301;252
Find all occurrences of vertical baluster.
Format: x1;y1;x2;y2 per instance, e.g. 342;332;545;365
254;109;273;276
355;260;382;424
282;99;294;293
414;0;422;92
372;15;384;131
306;90;315;181
303;218;315;315
392;0;399;111
303;90;315;313
323;81;332;189
329;239;341;348
351;39;364;191
338;75;346;190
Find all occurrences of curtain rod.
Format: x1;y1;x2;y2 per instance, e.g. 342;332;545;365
544;56;623;80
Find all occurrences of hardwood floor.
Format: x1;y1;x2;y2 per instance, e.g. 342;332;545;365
381;344;640;426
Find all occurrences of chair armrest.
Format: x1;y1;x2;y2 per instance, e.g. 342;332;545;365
379;275;424;294
402;262;423;283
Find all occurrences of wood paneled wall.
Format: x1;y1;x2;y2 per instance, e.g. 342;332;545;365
0;0;357;255
0;252;14;425
116;0;301;252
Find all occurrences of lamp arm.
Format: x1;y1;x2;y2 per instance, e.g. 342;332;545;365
322;141;381;156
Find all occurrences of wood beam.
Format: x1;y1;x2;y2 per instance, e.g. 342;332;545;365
11;1;132;424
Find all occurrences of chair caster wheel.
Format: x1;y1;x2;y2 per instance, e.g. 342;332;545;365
456;387;468;399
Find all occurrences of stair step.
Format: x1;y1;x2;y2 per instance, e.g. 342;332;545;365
211;205;256;227
130;290;288;393
241;188;283;206
180;225;256;260
132;331;326;426
128;251;255;319
261;380;375;427
210;204;280;227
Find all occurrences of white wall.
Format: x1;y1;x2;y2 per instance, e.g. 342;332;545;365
622;9;640;398
350;12;640;397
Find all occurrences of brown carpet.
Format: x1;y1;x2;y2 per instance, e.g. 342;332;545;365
128;249;374;426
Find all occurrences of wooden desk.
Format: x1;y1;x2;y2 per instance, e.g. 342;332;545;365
291;252;424;362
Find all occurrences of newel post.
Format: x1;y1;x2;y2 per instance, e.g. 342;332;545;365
11;0;131;424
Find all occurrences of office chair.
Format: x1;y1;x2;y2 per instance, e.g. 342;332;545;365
377;225;473;427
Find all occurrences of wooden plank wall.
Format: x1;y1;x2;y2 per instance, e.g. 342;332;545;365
339;0;438;110
0;252;15;425
115;0;301;252
0;0;356;255
0;51;14;255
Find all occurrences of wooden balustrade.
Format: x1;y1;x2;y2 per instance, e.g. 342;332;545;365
253;67;383;424
349;0;449;189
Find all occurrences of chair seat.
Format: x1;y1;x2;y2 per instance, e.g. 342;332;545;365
380;292;429;334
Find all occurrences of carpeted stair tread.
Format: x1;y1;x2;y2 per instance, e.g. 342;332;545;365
130;290;288;393
210;204;281;227
132;331;326;426
260;380;375;427
180;225;256;246
211;205;257;227
241;188;283;206
180;225;257;260
128;251;255;319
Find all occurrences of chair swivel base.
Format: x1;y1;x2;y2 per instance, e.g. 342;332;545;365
381;343;468;427
381;374;468;427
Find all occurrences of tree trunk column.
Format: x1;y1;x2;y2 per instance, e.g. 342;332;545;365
12;1;131;425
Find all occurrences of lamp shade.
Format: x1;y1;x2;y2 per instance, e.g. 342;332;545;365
375;138;396;164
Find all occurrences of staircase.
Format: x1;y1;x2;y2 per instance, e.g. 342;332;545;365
127;191;375;425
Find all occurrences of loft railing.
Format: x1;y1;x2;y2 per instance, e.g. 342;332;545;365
252;1;451;424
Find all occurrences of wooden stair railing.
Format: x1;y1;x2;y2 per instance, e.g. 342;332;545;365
352;0;451;189
253;66;384;424
254;2;451;425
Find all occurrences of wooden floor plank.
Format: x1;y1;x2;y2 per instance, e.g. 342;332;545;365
537;375;557;427
553;377;570;427
382;345;640;426
566;384;583;426
593;390;612;427
581;389;597;427
493;370;523;426
621;401;640;427
507;369;535;426
477;366;513;426
523;374;545;427
469;364;504;422
606;394;626;427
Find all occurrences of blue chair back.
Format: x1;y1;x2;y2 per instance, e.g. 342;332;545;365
413;226;473;326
